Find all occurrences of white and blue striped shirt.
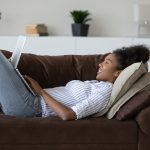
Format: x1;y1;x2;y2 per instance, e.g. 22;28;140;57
40;80;113;119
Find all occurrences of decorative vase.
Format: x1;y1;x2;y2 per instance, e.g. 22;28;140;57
71;23;89;36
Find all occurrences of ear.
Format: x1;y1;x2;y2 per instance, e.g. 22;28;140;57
114;70;122;78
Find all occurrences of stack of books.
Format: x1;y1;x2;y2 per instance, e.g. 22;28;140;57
26;24;49;36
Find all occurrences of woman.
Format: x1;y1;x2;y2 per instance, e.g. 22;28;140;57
0;45;149;120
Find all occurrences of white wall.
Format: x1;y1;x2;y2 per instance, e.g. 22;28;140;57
0;0;150;37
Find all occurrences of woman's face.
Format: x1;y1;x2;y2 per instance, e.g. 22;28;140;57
96;53;122;83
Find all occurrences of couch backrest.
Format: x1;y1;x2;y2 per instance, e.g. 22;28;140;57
1;50;109;88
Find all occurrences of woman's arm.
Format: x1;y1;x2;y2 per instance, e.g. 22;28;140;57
24;75;76;121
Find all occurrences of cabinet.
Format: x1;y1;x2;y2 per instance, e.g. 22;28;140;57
0;36;150;55
0;36;149;71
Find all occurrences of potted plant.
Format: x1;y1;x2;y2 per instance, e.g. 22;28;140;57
70;10;92;36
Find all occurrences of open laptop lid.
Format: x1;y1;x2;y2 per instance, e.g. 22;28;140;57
10;36;26;68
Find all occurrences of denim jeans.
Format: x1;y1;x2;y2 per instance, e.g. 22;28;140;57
0;51;42;117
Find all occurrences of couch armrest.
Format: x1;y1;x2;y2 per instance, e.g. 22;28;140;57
135;106;150;135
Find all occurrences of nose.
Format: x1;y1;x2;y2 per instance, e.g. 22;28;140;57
99;63;102;68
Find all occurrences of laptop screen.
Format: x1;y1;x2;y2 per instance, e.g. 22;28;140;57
10;36;26;68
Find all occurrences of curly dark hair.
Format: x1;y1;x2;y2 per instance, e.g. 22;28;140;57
113;45;150;70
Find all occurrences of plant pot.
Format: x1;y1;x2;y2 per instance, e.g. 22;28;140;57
71;24;89;36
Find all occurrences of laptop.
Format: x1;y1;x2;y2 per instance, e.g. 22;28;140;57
9;36;37;96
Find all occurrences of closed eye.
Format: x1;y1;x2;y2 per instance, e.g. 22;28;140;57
104;61;110;64
105;58;112;64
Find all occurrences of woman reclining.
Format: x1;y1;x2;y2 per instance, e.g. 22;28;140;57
0;45;149;120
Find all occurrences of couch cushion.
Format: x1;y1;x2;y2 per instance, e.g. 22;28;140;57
1;50;109;89
116;87;150;120
0;114;137;145
107;72;150;119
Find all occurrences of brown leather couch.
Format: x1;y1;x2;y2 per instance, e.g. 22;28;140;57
0;50;150;150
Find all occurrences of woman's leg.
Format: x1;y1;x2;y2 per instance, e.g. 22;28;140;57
0;51;42;117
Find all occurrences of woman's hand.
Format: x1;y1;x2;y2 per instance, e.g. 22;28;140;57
24;75;43;95
24;75;77;120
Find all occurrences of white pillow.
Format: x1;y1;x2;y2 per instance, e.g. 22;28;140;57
107;62;147;108
107;72;150;119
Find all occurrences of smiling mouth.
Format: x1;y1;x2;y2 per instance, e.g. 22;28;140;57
97;69;102;74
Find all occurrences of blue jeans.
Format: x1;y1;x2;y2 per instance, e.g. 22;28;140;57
0;51;42;117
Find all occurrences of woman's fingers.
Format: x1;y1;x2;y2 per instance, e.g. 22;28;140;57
24;75;33;84
24;75;39;86
24;75;34;82
24;75;31;80
23;76;33;86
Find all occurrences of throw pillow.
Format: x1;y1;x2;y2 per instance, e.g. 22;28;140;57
108;62;147;108
116;88;150;120
107;72;150;119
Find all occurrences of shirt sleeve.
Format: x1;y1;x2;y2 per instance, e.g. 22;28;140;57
70;85;112;120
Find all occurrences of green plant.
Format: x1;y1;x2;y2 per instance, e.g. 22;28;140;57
70;10;92;24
